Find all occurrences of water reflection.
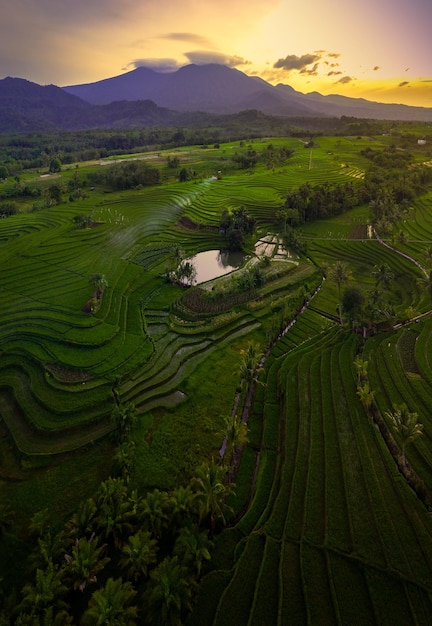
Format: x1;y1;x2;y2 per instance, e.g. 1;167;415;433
217;250;246;269
188;249;246;284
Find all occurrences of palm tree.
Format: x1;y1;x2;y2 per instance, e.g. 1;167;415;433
111;402;138;444
192;459;233;537
356;382;375;411
143;556;195;626
90;273;108;293
81;578;137;626
353;356;368;385
167;485;196;530
418;269;432;302
30;530;67;571
141;489;170;539
17;564;70;622
113;440;136;479
173;526;212;577
239;342;263;420
28;508;52;539
365;288;384;329
223;414;249;468
65;497;97;540
63;535;110;592
330;261;350;324
95;477;135;549
372;262;393;290
385;403;423;467
119;530;158;583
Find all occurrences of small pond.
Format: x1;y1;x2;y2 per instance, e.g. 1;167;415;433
188;249;246;284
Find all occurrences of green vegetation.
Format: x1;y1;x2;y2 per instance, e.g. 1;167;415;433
1;122;432;623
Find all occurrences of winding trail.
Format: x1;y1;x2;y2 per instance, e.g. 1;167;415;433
219;275;325;459
373;228;428;277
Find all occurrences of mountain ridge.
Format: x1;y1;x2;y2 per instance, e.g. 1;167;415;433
63;63;432;121
0;64;431;133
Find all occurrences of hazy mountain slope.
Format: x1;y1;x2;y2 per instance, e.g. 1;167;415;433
63;66;167;105
1;64;431;133
0;77;92;131
0;77;185;131
64;63;432;121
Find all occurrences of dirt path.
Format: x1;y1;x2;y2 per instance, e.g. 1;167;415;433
374;228;428;277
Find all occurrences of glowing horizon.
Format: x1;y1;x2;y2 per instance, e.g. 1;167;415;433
1;0;430;108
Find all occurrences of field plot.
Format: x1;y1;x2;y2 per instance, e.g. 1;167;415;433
191;330;432;625
2;133;432;623
1;141;340;455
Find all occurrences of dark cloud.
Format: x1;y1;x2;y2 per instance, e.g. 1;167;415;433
336;76;354;85
299;62;319;76
273;53;320;71
314;50;339;58
126;51;250;73
184;51;250;67
327;70;342;76
373;66;380;71
127;58;181;72
398;81;410;87
159;33;213;46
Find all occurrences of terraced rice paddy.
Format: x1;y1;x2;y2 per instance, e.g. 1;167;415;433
3;139;356;454
2;135;432;623
191;322;432;625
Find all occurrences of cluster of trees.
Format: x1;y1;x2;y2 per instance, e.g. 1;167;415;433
355;357;423;460
0;201;18;217
0;398;242;625
167;260;197;287
230;142;294;171
275;148;432;238
234;259;268;291
165;246;197;287
283;181;357;224
0;169;86;208
231;146;258;170
88;161;160;191
330;260;399;332
363;157;432;205
354;356;428;505
178;167;197;183
360;145;413;169
261;143;295;169
220;206;256;251
1;116;410;177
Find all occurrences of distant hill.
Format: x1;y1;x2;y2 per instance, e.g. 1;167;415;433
0;77;187;132
0;77;92;132
1;64;431;133
64;64;432;122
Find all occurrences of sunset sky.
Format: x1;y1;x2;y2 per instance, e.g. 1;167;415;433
1;0;431;107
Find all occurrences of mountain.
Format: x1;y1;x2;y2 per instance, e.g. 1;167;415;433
64;64;432;122
1;64;431;134
283;86;432;122
0;77;187;132
0;77;91;131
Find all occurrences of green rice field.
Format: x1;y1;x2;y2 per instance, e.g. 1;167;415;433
2;133;432;624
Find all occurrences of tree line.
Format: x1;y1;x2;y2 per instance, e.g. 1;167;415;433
0;401;245;625
281;147;432;229
1;117;425;177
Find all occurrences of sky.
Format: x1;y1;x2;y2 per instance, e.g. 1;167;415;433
1;0;431;107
